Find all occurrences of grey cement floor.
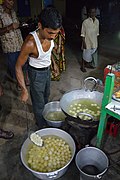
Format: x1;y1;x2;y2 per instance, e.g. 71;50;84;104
0;31;120;180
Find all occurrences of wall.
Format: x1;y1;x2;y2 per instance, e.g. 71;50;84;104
54;0;66;16
29;0;66;18
14;0;65;21
30;0;42;18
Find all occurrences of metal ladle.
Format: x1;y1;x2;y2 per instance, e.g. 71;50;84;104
29;131;43;147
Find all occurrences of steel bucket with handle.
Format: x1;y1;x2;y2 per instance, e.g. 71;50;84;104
75;146;109;180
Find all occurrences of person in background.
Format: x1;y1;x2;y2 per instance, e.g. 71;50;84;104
0;0;29;87
0;83;14;139
51;26;66;81
15;7;62;128
80;6;99;72
0;0;23;81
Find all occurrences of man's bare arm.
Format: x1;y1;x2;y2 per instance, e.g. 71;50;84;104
82;36;86;49
15;35;34;102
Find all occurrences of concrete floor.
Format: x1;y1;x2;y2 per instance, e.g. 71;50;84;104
0;31;120;180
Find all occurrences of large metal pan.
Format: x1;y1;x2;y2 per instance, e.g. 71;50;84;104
60;77;103;126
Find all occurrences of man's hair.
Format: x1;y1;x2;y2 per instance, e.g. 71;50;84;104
87;6;96;13
39;7;62;29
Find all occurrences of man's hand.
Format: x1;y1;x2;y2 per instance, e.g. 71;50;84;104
7;23;19;32
12;23;19;29
82;37;86;49
21;89;29;103
82;40;86;49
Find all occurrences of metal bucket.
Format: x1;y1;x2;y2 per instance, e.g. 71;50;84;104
42;101;66;128
20;128;76;179
75;146;109;180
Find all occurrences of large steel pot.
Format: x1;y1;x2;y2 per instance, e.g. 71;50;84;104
60;77;103;126
20;128;76;180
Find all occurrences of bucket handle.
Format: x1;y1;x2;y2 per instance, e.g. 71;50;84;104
96;158;120;179
84;77;97;92
47;171;58;178
96;174;103;179
96;168;108;179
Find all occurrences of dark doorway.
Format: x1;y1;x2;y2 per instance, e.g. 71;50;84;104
66;0;83;20
17;0;31;17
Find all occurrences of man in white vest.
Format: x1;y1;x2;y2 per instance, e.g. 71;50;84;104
16;7;62;128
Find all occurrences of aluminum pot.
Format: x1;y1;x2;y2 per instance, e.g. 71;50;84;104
60;77;103;125
20;128;76;180
42;101;66;128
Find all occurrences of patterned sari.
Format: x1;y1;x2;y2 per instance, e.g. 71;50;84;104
51;27;66;81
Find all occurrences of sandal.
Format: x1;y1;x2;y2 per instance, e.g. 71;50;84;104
0;129;14;139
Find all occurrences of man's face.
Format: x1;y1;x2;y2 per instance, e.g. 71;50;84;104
4;0;14;10
41;28;60;41
89;9;96;18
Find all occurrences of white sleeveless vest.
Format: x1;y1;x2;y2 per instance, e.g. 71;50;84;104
29;31;54;68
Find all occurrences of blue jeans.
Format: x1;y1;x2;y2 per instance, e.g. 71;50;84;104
5;51;20;79
28;66;51;128
5;52;28;80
